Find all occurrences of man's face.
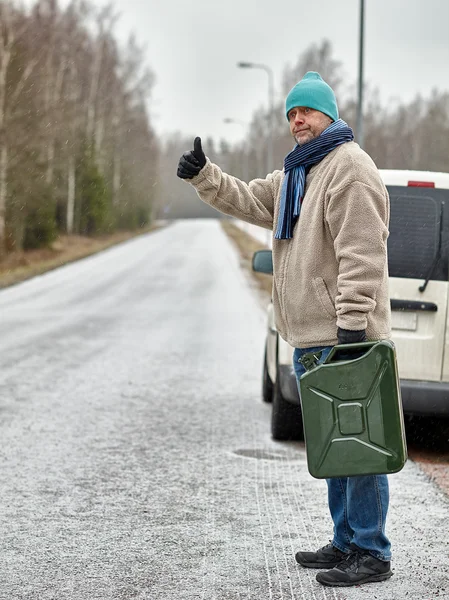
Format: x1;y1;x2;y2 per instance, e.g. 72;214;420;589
287;106;333;146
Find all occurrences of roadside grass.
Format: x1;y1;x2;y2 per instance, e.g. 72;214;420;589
220;220;272;298
0;224;164;289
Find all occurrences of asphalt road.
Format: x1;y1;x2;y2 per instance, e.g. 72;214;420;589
0;219;448;600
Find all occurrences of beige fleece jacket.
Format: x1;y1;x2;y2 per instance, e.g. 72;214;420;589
187;141;391;348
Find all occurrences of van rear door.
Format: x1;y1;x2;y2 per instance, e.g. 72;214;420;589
386;183;449;382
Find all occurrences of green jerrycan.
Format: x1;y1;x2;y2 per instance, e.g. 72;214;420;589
299;340;407;479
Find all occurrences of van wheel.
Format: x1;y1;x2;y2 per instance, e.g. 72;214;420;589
262;345;274;403
271;362;303;441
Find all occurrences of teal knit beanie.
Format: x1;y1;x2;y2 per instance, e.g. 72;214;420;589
285;71;339;121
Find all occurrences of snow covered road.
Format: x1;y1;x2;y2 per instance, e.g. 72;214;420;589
0;219;447;599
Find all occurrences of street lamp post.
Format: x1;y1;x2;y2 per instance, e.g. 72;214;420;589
356;0;365;148
237;62;274;174
223;118;249;182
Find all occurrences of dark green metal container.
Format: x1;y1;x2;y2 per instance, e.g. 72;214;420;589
299;340;407;479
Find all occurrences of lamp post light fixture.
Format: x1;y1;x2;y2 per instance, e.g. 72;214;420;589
237;61;274;174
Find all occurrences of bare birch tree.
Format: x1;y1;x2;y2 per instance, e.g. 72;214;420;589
1;0;158;250
0;2;40;253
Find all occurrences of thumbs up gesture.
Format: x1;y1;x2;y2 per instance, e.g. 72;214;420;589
177;137;207;179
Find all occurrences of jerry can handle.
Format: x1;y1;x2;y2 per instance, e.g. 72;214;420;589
324;340;378;364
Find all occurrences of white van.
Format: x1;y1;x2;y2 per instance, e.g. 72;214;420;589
254;169;449;440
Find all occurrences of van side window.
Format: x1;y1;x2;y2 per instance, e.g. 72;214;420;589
387;186;448;282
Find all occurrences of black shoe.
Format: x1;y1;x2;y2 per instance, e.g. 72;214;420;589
316;547;393;587
295;542;348;569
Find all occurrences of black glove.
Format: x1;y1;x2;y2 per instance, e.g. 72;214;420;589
337;327;367;345
177;136;207;179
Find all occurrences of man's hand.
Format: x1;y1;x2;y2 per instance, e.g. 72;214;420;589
177;137;207;179
337;327;367;345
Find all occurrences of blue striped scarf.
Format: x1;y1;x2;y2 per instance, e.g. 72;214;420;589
275;119;354;239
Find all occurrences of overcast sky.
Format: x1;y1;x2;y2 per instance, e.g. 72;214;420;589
97;0;448;144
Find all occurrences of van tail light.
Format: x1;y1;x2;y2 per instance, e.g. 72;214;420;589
407;181;435;188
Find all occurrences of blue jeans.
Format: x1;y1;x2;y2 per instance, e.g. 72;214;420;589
293;346;392;561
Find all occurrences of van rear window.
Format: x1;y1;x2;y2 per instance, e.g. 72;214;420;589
387;186;449;282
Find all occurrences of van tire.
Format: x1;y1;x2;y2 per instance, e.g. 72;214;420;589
271;360;303;441
262;345;274;403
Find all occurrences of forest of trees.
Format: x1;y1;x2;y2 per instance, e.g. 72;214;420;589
157;40;449;220
0;0;158;256
1;1;449;249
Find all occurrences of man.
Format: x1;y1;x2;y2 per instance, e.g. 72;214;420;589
177;71;392;588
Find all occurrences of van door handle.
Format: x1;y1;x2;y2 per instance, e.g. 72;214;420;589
390;299;438;312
